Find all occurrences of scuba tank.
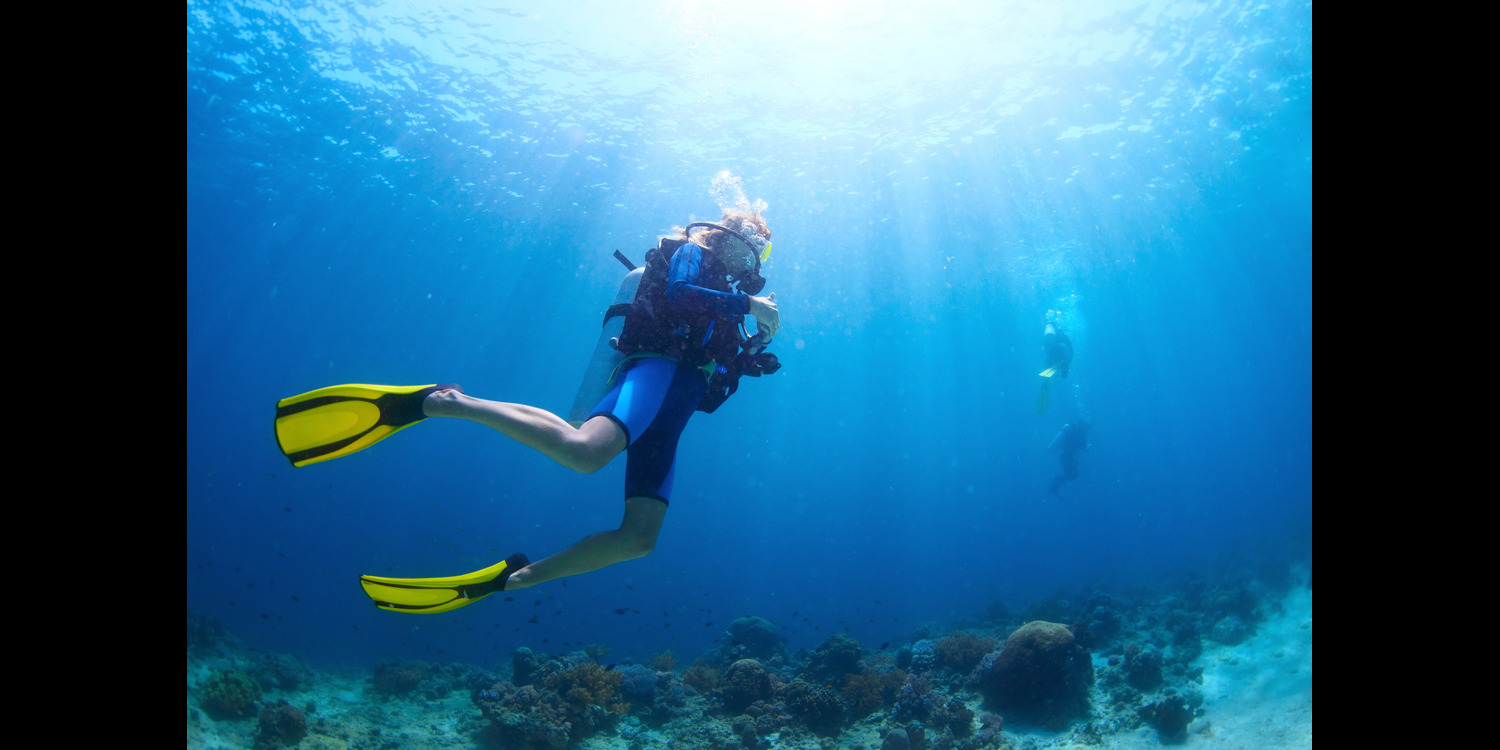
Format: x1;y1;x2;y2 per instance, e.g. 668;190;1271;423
567;252;643;426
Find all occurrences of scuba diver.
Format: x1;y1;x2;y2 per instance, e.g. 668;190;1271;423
272;208;781;613
1036;310;1073;414
1048;420;1091;496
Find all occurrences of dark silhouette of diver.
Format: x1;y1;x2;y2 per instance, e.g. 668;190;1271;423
1036;311;1073;413
1048;420;1091;496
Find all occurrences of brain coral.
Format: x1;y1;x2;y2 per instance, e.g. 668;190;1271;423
978;621;1093;730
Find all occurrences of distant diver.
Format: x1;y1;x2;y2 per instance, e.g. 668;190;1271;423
274;205;781;613
1048;420;1091;496
1036;310;1073;414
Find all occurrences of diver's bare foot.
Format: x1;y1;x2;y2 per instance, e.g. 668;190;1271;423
422;388;468;418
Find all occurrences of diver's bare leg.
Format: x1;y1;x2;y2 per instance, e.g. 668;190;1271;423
423;389;625;472
504;497;666;590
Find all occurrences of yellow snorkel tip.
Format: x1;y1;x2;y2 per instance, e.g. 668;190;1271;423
758;241;773;265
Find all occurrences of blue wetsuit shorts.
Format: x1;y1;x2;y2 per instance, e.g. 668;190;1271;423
587;356;707;505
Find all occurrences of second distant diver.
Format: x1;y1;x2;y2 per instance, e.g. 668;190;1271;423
274;208;781;613
1036;310;1073;413
1048;420;1091;496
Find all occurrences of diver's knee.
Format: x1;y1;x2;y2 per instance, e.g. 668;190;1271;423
622;534;656;560
566;449;612;474
559;435;617;474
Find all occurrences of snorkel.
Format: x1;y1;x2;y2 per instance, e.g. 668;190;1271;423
685;221;772;295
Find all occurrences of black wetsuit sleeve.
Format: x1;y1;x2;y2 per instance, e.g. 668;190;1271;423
665;243;751;316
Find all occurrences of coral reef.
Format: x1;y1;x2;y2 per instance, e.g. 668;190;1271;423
799;632;866;683
512;646;549;686
202;669;261;719
936;695;976;736
721;616;786;663
371;658;428;696
616;664;658;705
892;673;938;722
682;659;720;693
783;678;845;736
544;661;627;715
473;682;574;749
472;650;627;749
842;668;906;718
935;630;997;674
899;639;939;674
976;712;1004;744
1139;692;1200;743
1123;642;1164;690
251;653;309;693
646;649;678;672
977;620;1093;730
187;560;1315;750
882;727;911;750
255;700;307;748
720;658;773;712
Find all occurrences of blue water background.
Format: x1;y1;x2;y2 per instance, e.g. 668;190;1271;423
187;0;1312;670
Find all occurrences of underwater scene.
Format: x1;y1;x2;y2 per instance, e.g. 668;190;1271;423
186;2;1312;749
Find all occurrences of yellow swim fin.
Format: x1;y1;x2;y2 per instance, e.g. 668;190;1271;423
359;553;530;614
274;383;462;467
1039;365;1059;378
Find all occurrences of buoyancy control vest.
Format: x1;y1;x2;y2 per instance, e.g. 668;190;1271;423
614;237;744;370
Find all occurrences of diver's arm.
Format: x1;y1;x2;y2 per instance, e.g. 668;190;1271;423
665;244;751;316
665;244;779;338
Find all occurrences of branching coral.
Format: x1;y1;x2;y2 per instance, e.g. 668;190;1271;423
682;659;720;693
646;649;678;672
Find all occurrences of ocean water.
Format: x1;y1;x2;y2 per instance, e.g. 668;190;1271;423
186;0;1311;742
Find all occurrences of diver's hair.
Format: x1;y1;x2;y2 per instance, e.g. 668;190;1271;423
673;208;771;253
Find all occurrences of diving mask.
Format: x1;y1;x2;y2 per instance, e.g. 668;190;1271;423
685;221;771;294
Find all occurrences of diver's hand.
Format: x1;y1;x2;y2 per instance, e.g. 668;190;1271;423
748;292;779;339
